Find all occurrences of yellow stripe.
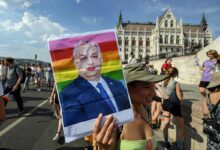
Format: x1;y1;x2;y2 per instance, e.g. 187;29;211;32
55;59;122;83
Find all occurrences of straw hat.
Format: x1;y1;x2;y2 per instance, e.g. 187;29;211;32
207;72;220;89
124;63;168;83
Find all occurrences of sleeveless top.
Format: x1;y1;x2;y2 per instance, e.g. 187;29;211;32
116;135;157;150
206;94;220;121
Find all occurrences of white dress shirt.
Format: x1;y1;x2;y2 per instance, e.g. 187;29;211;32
88;77;119;112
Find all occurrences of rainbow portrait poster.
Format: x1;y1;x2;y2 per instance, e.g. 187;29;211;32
48;29;133;142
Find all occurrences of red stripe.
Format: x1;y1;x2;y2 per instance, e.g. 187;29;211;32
50;41;118;61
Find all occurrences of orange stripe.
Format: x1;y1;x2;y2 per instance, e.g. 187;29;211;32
52;58;74;71
52;50;120;72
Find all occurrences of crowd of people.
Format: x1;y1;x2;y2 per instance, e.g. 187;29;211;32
88;50;220;150
0;57;53;117
0;49;220;150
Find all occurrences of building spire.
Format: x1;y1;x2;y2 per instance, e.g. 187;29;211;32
117;10;122;26
200;12;207;31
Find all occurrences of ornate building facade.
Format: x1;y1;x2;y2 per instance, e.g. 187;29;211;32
116;8;213;62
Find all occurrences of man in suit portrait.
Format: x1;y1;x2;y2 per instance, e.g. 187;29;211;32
59;40;130;127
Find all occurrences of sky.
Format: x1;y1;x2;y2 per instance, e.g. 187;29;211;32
0;0;219;62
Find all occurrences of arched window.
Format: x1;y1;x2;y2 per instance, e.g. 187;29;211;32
159;35;163;44
170;20;173;27
125;37;129;46
165;35;168;44
191;39;195;46
139;38;143;46
118;37;122;45
184;39;188;47
146;38;150;46
176;36;180;44
170;35;174;44
165;20;168;27
125;54;128;60
132;37;136;46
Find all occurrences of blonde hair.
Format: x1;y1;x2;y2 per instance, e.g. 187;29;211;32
206;50;218;58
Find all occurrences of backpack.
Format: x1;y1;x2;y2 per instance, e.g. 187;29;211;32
14;66;26;84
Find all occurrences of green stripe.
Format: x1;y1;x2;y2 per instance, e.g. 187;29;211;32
102;70;124;80
57;69;125;93
57;80;73;93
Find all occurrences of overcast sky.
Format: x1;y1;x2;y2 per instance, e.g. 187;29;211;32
0;0;219;62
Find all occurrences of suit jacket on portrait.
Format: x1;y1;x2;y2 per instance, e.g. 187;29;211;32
59;76;130;127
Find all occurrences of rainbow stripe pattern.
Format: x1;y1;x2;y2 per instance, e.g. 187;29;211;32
48;30;124;93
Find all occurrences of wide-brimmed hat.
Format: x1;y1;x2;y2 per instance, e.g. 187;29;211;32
207;72;220;89
124;63;168;83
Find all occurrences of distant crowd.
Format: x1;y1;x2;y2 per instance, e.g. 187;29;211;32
0;57;53;117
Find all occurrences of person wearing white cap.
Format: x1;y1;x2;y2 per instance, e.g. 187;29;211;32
202;72;220;150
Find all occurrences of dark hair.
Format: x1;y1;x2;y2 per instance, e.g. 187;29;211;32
5;57;14;64
164;67;179;87
217;55;220;64
208;85;220;92
128;81;149;87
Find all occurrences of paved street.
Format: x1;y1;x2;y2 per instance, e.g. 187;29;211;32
0;83;207;150
0;84;87;150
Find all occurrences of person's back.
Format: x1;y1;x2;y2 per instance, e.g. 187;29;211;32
207;93;220;119
5;65;21;88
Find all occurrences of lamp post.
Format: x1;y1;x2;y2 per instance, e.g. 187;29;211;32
34;54;37;65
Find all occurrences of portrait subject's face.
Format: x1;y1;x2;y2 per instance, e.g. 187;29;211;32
75;44;102;81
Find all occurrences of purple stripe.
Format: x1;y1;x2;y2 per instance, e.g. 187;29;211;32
48;31;116;51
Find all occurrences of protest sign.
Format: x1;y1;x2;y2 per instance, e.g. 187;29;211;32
48;29;133;142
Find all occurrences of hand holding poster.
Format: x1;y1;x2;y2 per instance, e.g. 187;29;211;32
48;29;133;142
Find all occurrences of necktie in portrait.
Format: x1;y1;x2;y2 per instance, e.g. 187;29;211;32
96;83;116;112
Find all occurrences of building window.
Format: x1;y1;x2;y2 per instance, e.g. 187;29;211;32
165;20;168;27
160;47;162;51
170;35;174;44
119;48;121;52
125;48;129;52
177;48;179;52
132;49;135;52
139;38;143;46
176;36;179;44
146;38;150;46
139;54;142;60
125;54;128;60
159;35;163;44
139;49;143;52
165;35;168;44
132;37;136;46
125;37;129;46
199;40;202;47
191;39;195;47
171;48;173;51
170;20;173;27
118;37;122;45
184;39;188;48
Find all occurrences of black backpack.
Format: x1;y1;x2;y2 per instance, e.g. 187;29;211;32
14;66;26;84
